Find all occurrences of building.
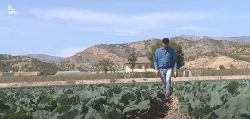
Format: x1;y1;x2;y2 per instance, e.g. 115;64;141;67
0;71;39;76
55;71;86;75
124;57;155;73
0;72;14;76
15;71;39;76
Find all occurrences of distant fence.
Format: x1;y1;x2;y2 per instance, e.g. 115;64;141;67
55;70;126;76
177;68;250;77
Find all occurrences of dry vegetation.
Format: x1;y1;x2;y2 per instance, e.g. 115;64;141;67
184;55;250;69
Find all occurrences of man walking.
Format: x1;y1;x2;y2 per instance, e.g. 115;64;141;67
154;38;177;99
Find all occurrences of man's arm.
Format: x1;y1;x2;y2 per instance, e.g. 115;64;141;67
154;50;158;70
172;50;177;72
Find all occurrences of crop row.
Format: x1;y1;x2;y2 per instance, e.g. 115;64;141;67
1;79;250;119
0;82;164;119
174;79;250;118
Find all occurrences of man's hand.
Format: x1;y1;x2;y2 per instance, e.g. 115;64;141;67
155;70;159;76
173;71;177;78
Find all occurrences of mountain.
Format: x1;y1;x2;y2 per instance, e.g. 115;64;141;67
61;38;159;70
23;54;66;62
0;54;65;74
171;37;250;57
1;36;250;73
178;35;250;44
61;37;250;70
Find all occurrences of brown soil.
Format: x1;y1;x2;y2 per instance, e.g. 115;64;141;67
135;94;193;119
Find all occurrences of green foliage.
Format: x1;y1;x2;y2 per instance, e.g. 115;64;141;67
200;68;250;76
31;59;62;75
0;54;64;75
147;39;185;69
0;72;157;83
173;79;250;119
0;61;19;72
96;58;115;74
127;53;137;72
147;40;162;68
204;94;250;119
219;65;225;70
169;40;185;68
0;82;164;119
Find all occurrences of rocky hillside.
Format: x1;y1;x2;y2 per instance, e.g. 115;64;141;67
179;35;250;44
61;37;250;70
184;55;250;70
0;54;65;74
61;38;159;70
171;37;250;57
23;54;66;62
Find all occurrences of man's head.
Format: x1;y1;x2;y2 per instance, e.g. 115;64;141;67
162;38;169;49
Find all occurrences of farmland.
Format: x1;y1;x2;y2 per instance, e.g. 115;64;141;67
1;75;250;118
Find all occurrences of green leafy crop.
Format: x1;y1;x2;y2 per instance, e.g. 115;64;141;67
0;82;163;119
173;79;250;119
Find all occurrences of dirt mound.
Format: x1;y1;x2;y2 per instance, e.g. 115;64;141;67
135;94;192;119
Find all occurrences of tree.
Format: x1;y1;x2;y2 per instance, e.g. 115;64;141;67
96;58;115;74
219;65;225;70
147;39;185;69
127;53;137;72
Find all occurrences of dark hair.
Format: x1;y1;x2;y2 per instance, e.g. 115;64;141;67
162;38;169;44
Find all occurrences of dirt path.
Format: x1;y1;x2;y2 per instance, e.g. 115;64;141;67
135;94;192;119
0;75;249;88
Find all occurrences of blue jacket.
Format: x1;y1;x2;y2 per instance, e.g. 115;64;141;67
154;47;177;71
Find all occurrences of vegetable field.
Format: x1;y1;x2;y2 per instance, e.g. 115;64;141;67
0;83;165;119
174;79;250;119
1;79;250;119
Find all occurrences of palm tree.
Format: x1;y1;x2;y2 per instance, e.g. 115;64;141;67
127;53;137;72
96;58;115;74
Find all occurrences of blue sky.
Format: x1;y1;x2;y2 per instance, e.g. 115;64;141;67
0;0;250;57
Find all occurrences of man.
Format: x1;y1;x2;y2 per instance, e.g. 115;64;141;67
154;38;177;99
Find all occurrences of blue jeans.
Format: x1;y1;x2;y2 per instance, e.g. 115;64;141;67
159;68;172;98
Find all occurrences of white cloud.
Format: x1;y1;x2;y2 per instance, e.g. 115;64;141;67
107;30;152;36
28;9;213;32
51;47;86;58
29;9;212;23
174;26;213;31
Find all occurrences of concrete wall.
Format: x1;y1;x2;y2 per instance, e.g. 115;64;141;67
15;72;39;76
124;63;152;69
124;63;155;73
55;70;126;75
